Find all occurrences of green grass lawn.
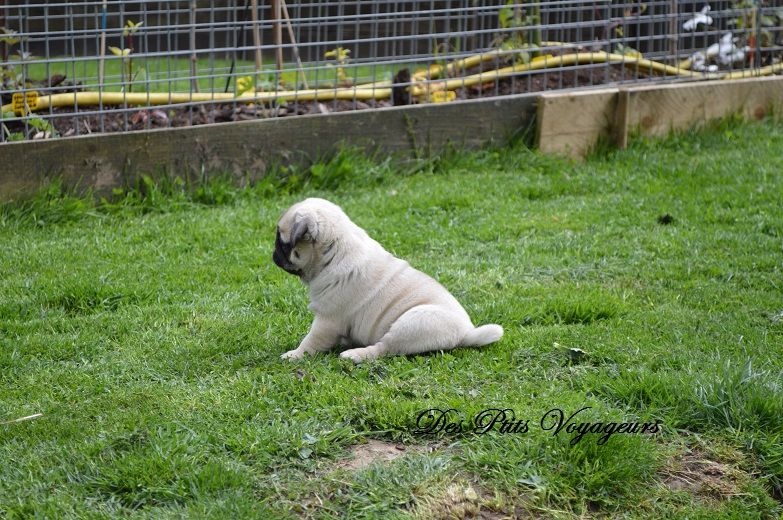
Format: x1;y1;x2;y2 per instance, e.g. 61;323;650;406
1;118;782;518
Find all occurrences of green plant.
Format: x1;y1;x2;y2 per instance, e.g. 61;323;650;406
730;1;783;64
431;38;463;77
234;73;276;95
109;19;144;92
1;112;58;141
1;112;56;141
1;27;19;85
495;1;541;61
27;116;58;138
324;46;351;85
0;26;23;89
1;110;23;141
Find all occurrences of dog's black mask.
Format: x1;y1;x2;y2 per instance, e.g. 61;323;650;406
273;230;302;276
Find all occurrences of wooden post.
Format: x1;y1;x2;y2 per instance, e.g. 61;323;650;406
271;0;283;73
98;0;108;89
0;0;6;63
189;0;199;93
280;0;308;88
613;89;630;149
536;88;621;158
249;0;263;75
668;0;678;62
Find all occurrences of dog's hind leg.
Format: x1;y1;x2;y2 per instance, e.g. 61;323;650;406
339;305;468;363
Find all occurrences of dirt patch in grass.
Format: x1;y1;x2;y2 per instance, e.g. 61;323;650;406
660;446;752;502
412;480;537;520
329;442;534;519
335;439;418;471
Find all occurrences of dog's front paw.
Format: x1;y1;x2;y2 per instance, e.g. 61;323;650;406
338;349;363;363
281;349;304;361
339;345;381;363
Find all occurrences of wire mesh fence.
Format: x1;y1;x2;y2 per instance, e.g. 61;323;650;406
1;1;781;143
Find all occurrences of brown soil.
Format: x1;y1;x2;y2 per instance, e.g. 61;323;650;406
335;439;415;471
660;446;753;502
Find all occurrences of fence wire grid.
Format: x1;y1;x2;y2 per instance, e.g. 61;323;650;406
1;1;781;142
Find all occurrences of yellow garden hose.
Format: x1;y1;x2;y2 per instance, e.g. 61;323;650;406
408;41;587;82
721;62;783;79
2;88;392;116
408;51;711;97
2;49;780;115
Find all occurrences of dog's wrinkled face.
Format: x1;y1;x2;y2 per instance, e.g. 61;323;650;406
272;209;318;279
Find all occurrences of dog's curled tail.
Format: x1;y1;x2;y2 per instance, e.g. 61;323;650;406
461;324;504;347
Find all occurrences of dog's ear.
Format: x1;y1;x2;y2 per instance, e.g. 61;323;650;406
291;213;317;244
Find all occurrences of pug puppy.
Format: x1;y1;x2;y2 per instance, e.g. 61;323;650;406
272;198;503;363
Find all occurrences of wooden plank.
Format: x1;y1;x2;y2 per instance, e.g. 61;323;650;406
0;94;537;201
536;87;619;159
536;77;783;158
622;76;783;138
613;89;631;150
5;76;780;200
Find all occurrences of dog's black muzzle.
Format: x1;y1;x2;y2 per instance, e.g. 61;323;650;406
273;232;302;276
